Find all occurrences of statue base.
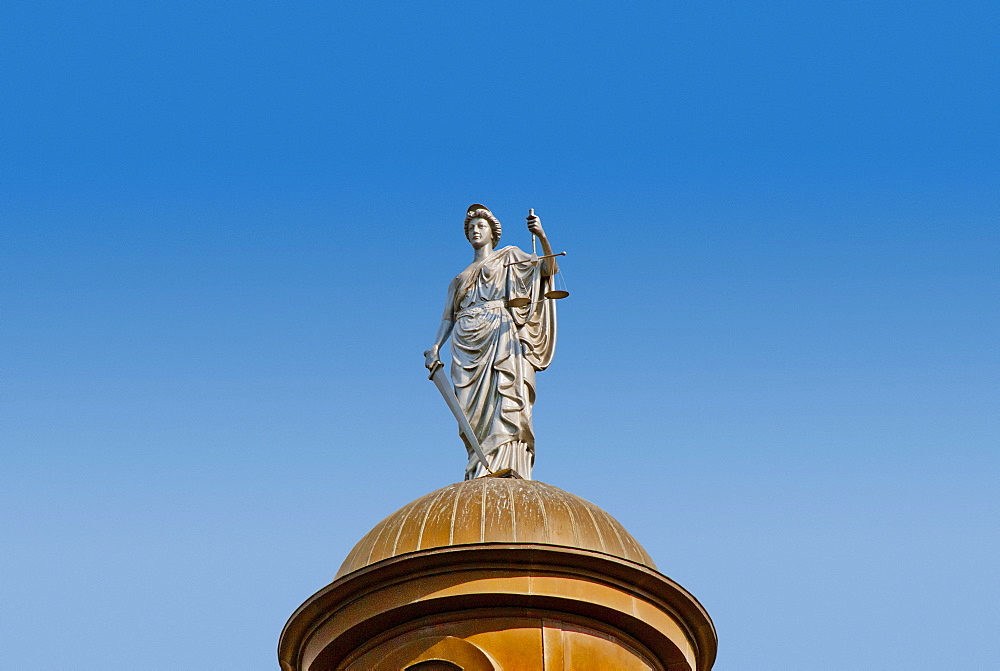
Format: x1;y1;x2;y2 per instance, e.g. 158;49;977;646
482;468;523;479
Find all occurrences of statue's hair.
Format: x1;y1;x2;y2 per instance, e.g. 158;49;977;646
464;206;502;247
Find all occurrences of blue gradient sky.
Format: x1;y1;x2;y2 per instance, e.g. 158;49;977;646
2;2;998;669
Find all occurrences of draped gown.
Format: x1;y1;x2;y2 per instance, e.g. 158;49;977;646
445;245;557;480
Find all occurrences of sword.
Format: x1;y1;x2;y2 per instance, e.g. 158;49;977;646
427;360;493;475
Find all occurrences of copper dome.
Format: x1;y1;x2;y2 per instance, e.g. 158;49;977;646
336;477;656;578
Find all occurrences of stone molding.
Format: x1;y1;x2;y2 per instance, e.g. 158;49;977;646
280;543;716;671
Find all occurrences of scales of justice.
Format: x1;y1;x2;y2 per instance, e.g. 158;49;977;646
423;204;569;481
278;204;716;671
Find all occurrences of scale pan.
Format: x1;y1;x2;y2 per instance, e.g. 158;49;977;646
507;297;531;308
544;290;570;300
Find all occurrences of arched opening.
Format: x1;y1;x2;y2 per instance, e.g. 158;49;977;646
405;662;463;671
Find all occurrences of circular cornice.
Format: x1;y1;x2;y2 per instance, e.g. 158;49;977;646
281;543;717;671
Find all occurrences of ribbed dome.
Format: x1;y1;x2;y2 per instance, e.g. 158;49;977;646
336;477;656;578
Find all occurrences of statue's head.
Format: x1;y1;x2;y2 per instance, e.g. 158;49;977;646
464;204;502;249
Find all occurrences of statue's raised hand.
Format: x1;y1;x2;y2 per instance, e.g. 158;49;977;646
526;208;546;240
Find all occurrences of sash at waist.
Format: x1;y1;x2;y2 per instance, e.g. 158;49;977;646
457;299;507;317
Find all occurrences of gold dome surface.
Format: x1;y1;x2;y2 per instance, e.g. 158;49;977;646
336;477;656;578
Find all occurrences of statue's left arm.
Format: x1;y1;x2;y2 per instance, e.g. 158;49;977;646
527;211;558;276
517;210;559;372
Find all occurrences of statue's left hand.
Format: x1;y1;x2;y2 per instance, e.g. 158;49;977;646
526;210;546;240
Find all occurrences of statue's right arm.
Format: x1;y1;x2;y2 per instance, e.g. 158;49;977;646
424;319;454;370
424;279;457;371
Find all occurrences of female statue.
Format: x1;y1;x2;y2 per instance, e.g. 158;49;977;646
424;204;559;480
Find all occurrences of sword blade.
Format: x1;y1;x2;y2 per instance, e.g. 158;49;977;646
430;366;493;474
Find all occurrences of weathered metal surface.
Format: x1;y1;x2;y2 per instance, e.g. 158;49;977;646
336;478;656;579
281;544;715;671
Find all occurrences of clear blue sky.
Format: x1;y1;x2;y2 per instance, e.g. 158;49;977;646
2;2;997;669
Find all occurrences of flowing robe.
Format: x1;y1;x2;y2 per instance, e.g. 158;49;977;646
446;246;557;480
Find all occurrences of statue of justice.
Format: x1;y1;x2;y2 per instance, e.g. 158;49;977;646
424;204;567;480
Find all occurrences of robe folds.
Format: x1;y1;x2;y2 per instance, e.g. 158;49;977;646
448;246;557;480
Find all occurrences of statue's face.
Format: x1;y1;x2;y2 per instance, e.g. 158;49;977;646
466;218;492;249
